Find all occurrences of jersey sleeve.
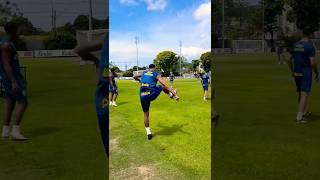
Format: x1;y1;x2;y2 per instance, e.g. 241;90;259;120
308;45;316;58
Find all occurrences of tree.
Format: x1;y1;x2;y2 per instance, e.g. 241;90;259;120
44;31;77;50
153;51;178;76
263;0;284;48
192;60;200;72
10;16;36;35
200;52;212;73
286;0;320;35
73;15;108;31
0;1;22;25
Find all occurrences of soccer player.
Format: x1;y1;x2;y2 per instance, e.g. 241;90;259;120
201;72;210;101
287;30;319;124
169;71;174;86
0;22;28;140
134;64;179;140
276;41;285;65
74;35;109;156
109;69;118;106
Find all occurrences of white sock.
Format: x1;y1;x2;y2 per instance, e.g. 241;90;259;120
2;126;10;135
12;125;21;134
297;112;304;120
145;127;151;135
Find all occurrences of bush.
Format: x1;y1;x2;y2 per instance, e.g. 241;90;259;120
44;31;77;50
122;71;133;77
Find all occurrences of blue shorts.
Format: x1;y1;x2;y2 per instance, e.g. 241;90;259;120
3;81;27;103
295;76;312;92
95;80;109;156
109;85;118;95
140;86;163;112
203;84;209;91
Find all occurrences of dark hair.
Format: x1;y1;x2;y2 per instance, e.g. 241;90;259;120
4;22;18;34
302;27;314;37
149;64;156;69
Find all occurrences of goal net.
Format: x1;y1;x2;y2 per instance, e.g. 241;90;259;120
232;40;267;53
76;29;108;46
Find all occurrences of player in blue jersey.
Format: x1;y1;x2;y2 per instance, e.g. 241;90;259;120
74;34;109;156
134;64;179;140
169;71;174;86
109;69;118;107
287;30;319;124
0;22;28;140
201;72;210;101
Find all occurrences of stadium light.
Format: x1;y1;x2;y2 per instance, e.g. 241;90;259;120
88;0;93;41
179;40;182;76
135;36;139;72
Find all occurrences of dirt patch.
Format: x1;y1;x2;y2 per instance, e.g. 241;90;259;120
110;164;157;180
110;138;119;151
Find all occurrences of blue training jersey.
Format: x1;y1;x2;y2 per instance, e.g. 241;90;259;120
140;70;159;90
0;36;24;84
202;74;209;85
98;35;109;83
290;41;316;76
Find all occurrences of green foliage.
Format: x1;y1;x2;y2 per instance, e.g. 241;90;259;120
286;0;320;35
200;52;211;73
44;31;77;50
263;0;284;43
192;60;200;72
122;71;133;77
73;15;108;31
0;1;22;25
153;51;178;76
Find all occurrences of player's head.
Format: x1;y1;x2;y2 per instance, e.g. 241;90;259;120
149;64;156;70
4;21;19;40
302;27;313;38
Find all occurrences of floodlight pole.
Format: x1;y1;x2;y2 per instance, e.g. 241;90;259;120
179;40;182;77
135;36;139;72
222;0;225;52
262;0;265;53
88;0;93;42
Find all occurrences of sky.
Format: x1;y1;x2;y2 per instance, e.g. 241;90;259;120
109;0;211;70
8;0;108;31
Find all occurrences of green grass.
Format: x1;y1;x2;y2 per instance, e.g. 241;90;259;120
213;53;320;180
109;79;211;179
0;58;107;180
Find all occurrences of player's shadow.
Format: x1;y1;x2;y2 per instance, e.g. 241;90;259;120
116;101;128;106
27;127;61;138
308;114;320;122
155;123;191;136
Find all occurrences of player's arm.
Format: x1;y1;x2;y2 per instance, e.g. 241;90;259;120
157;76;176;94
310;57;319;80
287;55;294;77
109;72;115;88
1;43;19;91
74;40;103;67
133;73;142;82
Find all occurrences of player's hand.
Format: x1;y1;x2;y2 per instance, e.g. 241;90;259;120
315;73;319;82
11;81;20;92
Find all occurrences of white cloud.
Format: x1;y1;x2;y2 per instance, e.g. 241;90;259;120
144;0;168;11
182;46;210;60
120;0;138;5
193;1;211;25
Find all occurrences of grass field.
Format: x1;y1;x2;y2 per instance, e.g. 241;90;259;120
0;58;107;180
213;53;320;180
109;79;211;179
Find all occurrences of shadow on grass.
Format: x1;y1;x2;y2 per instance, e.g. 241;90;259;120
308;114;320;122
27;127;61;138
116;101;128;106
154;123;191;136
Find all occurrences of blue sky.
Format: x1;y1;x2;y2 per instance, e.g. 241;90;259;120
110;0;211;70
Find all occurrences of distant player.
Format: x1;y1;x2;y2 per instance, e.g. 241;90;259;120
134;64;179;140
74;34;109;156
109;69;118;107
201;72;210;100
0;22;28;140
169;71;174;86
287;30;319;124
276;41;286;64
